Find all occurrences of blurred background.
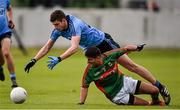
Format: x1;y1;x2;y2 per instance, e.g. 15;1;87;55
10;0;180;49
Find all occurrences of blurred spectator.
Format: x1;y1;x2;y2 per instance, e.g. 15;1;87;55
127;0;160;12
147;0;160;12
28;0;67;8
128;0;147;9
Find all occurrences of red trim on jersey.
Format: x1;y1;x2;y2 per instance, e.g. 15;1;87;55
95;81;106;94
118;69;123;75
81;64;92;88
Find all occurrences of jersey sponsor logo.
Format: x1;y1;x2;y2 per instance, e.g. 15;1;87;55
94;62;116;77
99;64;118;80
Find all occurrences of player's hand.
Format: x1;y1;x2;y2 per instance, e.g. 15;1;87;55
77;102;84;105
24;59;36;73
47;56;61;70
8;20;15;29
137;43;146;51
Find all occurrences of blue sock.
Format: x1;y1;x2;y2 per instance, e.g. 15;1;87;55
10;73;16;80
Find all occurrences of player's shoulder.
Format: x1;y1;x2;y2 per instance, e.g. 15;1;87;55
52;29;59;33
68;15;83;25
51;29;61;37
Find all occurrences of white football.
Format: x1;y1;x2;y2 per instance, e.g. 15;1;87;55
10;87;27;104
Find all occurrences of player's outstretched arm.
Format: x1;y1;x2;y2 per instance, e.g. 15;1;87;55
104;44;146;56
46;36;80;70
24;39;55;73
59;36;80;60
78;87;88;105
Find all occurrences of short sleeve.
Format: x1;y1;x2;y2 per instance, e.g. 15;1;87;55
71;19;82;36
50;29;61;41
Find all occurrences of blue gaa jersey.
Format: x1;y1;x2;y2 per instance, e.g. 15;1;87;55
0;0;11;36
50;15;105;50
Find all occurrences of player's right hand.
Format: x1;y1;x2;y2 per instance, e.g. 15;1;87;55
137;43;146;51
8;20;15;29
24;59;36;73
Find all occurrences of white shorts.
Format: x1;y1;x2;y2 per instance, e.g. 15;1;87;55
111;76;140;105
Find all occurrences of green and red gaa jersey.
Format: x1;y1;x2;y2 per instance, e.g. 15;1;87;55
82;50;126;99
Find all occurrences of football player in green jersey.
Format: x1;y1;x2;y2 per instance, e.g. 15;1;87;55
79;44;165;105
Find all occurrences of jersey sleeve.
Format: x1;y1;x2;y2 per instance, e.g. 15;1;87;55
109;50;127;60
50;29;61;41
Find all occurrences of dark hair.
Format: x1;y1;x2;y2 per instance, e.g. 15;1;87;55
50;10;66;22
85;47;101;58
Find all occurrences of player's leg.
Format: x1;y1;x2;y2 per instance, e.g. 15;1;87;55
1;36;18;87
137;81;165;105
133;96;150;105
118;54;156;84
0;46;5;81
117;54;170;105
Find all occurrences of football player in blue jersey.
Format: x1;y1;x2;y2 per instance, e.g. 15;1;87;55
24;10;170;105
0;0;18;88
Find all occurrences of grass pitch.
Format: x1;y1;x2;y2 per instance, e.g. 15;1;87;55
0;47;180;109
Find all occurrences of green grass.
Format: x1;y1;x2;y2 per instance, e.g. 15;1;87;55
0;47;180;109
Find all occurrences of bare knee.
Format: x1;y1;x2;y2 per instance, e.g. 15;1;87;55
2;50;10;58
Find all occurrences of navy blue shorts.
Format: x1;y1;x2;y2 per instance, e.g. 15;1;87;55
0;32;12;41
0;32;12;47
96;33;120;53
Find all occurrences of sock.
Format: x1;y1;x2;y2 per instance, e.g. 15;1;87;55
154;80;163;90
10;73;18;86
10;73;16;80
151;93;159;101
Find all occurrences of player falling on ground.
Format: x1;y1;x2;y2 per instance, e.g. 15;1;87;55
24;10;170;105
0;0;18;88
79;45;165;105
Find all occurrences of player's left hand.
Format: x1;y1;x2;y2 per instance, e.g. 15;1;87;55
8;20;15;29
47;56;62;70
137;43;146;51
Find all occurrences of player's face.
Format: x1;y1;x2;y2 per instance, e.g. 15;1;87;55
52;19;67;31
87;56;103;67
